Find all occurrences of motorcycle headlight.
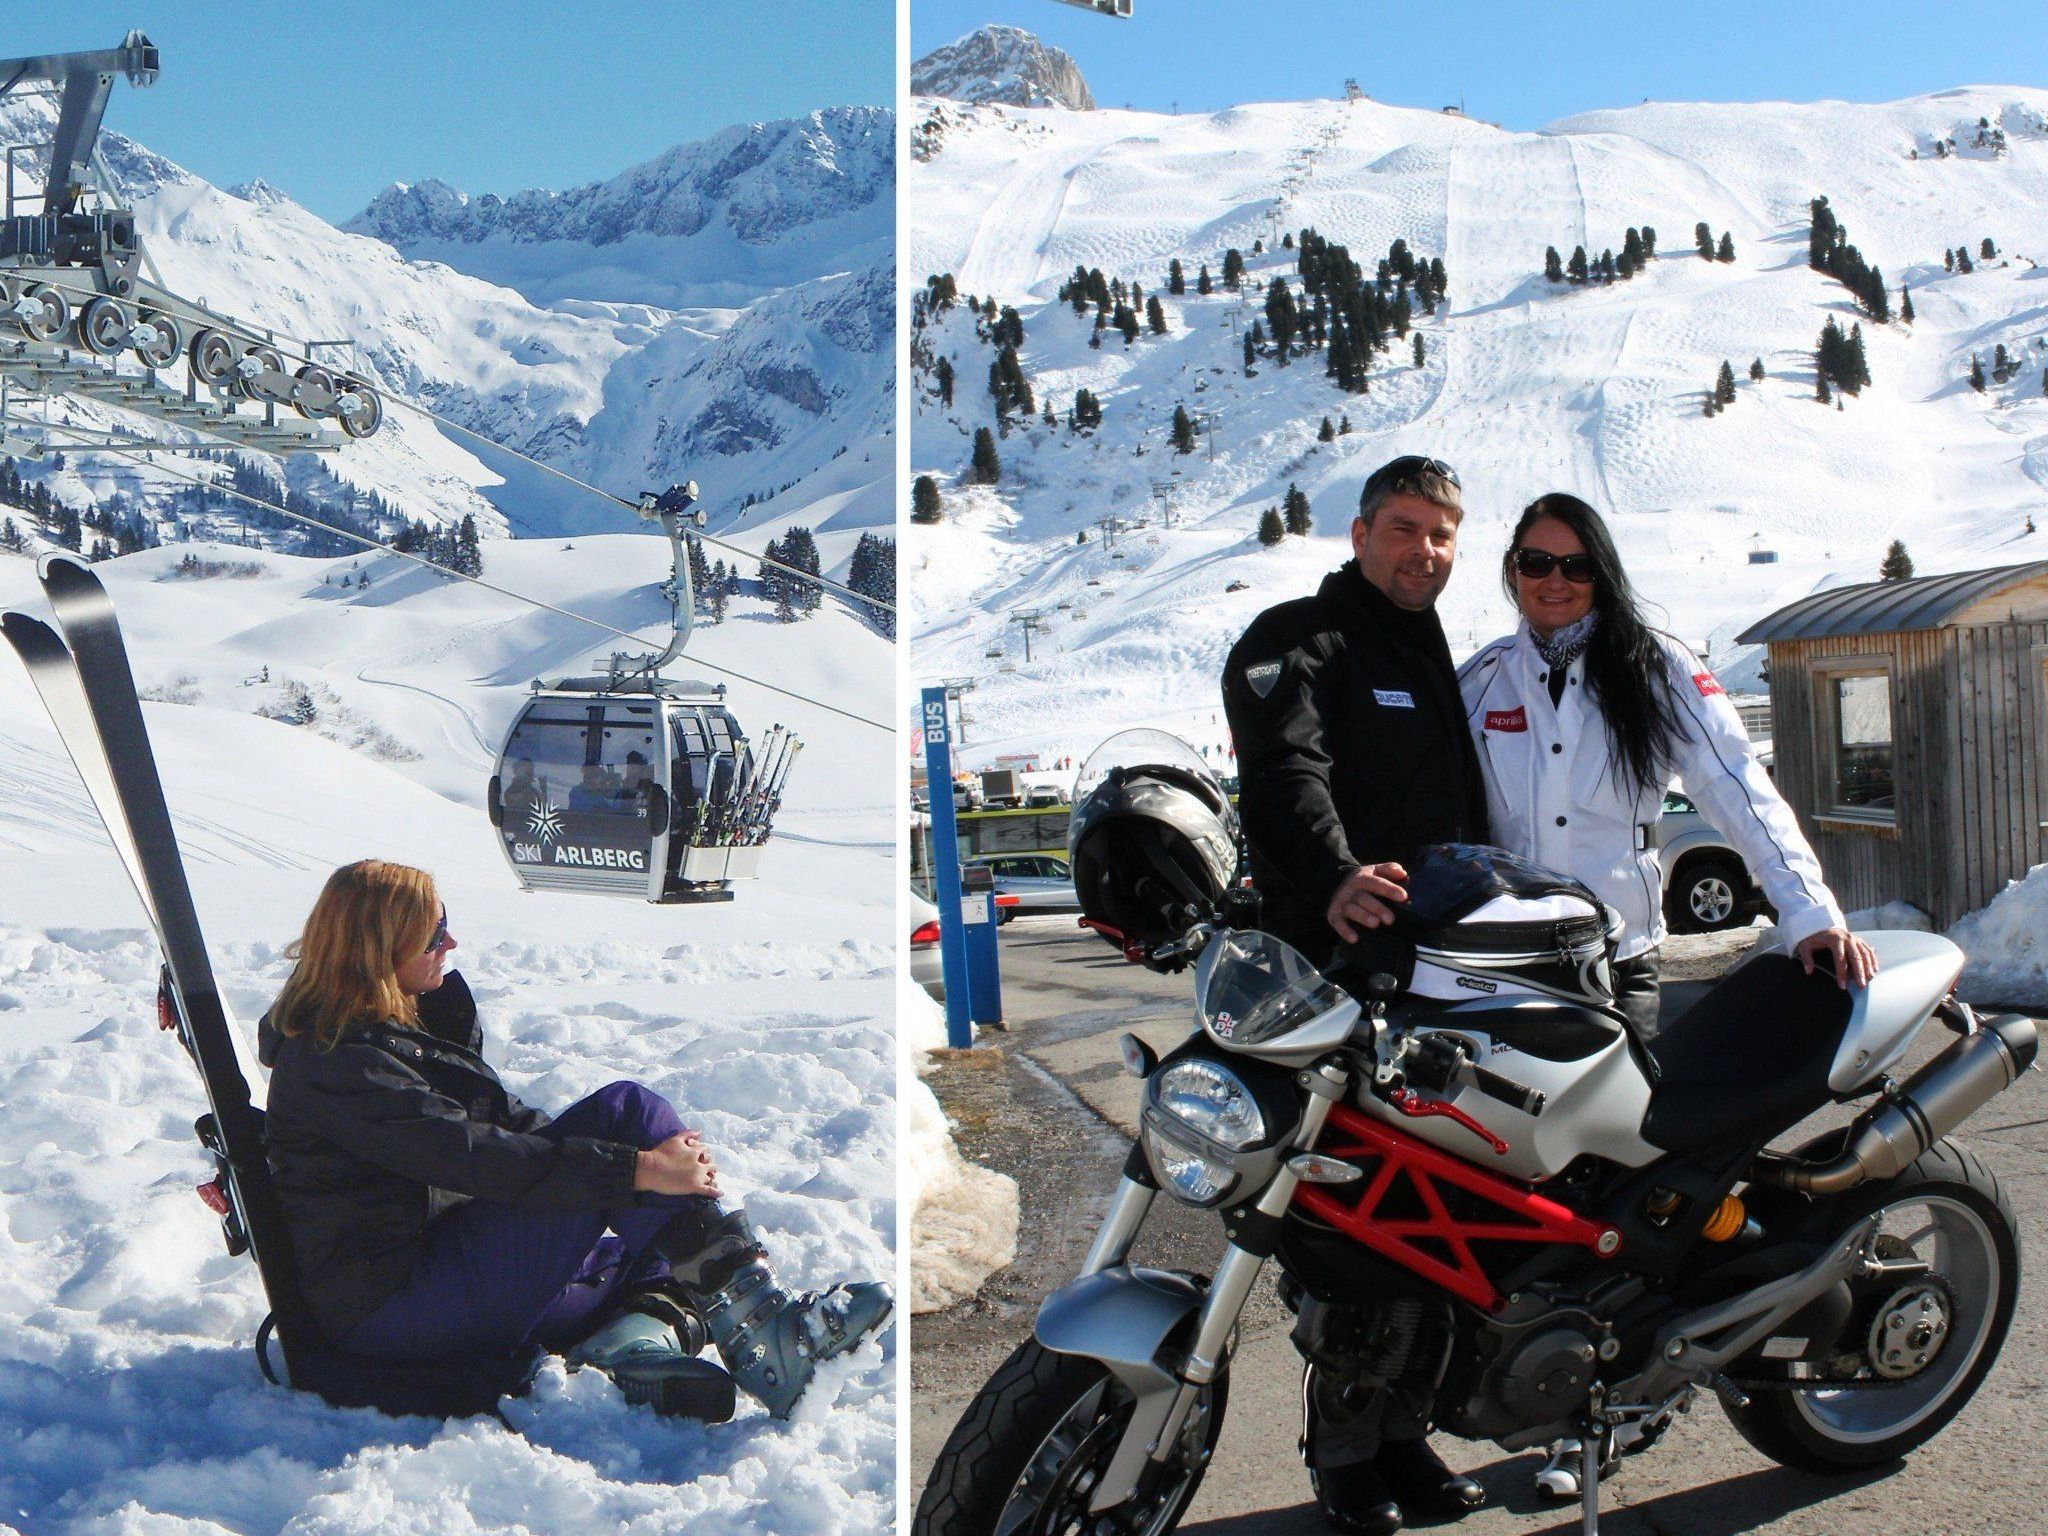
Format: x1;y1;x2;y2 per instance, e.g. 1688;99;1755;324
1141;1059;1268;1207
1152;1060;1266;1150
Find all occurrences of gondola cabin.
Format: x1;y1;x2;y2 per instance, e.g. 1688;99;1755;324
489;676;795;903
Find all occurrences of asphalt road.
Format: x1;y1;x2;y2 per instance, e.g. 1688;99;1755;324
910;915;2048;1536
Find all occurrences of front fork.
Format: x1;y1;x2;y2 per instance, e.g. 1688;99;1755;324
1080;1061;1349;1514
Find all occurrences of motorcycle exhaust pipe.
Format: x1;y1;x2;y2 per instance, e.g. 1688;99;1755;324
1752;1013;2037;1196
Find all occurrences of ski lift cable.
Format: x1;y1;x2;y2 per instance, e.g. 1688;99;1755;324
30;423;893;734
16;272;894;614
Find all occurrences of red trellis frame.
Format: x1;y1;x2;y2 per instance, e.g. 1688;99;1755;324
1291;1101;1619;1311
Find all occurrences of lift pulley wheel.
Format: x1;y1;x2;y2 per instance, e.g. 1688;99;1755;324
290;363;338;420
14;285;71;342
130;311;183;369
190;328;239;386
336;376;382;439
78;295;134;357
235;345;288;402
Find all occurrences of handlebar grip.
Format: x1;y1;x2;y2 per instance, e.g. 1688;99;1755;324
1471;1064;1546;1117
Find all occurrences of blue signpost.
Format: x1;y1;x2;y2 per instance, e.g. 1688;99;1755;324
921;686;973;1048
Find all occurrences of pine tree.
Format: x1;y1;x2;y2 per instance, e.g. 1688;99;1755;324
1696;222;1715;259
1544;245;1564;283
1318;415;1336;442
1981;237;1996;259
1900;286;1914;323
1413;333;1425;368
936;355;955;408
1816;372;1832;404
1944;249;1955;272
970;426;1002;483
1717;232;1735;263
1749;357;1765;382
1702;392;1718;418
1622;227;1644;273
1957;248;1973;274
1197;263;1212;296
1168;258;1186;295
1257;508;1285;546
995;306;1025;348
911;474;943;523
1147;294;1168;335
1993;343;2013;383
1222;248;1245;289
0;517;22;553
1969;355;1986;393
1283;484;1313;536
1339;413;1352;434
1171;404;1198;455
1242;330;1256;373
1880;540;1914;582
1567;245;1588;284
1641;226;1657;258
1716;361;1737;404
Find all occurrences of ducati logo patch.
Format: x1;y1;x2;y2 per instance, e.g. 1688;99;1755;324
1373;689;1415;708
1693;671;1725;698
1244;661;1282;698
1484;707;1527;733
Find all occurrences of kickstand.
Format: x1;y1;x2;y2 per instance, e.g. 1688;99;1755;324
1579;1425;1606;1535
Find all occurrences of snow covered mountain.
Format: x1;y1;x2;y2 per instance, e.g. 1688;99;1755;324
0;90;892;556
0;541;896;1530
912;26;1093;112
907;85;2048;772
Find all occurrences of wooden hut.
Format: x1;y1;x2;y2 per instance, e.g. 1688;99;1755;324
1736;560;2048;927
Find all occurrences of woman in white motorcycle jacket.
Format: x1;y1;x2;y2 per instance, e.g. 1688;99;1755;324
1456;492;1876;1044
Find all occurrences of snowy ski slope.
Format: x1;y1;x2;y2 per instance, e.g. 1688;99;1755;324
908;86;2048;772
0;543;895;1534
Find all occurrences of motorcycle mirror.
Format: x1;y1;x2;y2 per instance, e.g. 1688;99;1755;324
1118;1033;1158;1079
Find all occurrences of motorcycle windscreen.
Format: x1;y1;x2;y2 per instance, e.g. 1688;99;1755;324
498;700;663;894
1196;929;1354;1047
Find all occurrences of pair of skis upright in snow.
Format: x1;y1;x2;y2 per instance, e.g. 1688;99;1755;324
1;556;306;1376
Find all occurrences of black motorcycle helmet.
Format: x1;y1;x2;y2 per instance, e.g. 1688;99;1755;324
1068;756;1240;956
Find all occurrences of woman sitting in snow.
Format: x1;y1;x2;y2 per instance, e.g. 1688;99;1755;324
258;858;889;1416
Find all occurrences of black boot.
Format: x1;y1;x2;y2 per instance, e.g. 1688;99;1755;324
659;1207;892;1418
1309;1460;1404;1535
1375;1437;1484;1521
563;1289;735;1421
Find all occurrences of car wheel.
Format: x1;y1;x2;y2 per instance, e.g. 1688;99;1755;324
1670;857;1746;932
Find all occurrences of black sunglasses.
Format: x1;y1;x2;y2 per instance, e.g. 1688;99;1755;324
1511;548;1598;584
424;909;450;956
1364;454;1461;498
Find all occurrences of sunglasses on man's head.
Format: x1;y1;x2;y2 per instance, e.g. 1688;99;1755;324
425;910;450;956
1511;548;1597;584
1364;454;1460;498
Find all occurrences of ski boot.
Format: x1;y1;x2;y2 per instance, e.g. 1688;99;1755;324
566;1289;737;1421
661;1208;893;1418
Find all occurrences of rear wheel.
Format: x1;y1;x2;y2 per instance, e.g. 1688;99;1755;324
915;1337;1227;1536
1727;1140;2018;1471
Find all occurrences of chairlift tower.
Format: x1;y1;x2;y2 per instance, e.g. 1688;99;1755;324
1011;609;1048;664
1344;79;1363;103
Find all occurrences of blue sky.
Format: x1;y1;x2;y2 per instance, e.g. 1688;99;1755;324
914;0;2047;124
8;2;894;223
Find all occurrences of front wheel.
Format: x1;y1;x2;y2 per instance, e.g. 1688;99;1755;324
916;1338;1228;1536
1727;1140;2019;1471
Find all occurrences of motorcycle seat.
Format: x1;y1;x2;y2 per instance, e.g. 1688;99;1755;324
1638;954;1854;1153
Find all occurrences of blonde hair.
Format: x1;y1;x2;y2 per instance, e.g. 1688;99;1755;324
273;860;440;1050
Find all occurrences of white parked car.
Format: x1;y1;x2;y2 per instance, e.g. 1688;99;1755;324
966;853;1080;917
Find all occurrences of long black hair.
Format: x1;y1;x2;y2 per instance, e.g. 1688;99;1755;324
1501;493;1683;798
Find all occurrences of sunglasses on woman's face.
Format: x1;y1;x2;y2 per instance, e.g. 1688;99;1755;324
425;910;451;955
1512;548;1597;584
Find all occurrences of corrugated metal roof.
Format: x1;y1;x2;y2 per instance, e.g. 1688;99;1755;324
1736;561;2048;644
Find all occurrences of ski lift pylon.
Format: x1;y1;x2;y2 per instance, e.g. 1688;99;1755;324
487;482;798;903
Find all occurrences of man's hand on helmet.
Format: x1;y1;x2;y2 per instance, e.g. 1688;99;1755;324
1326;861;1409;942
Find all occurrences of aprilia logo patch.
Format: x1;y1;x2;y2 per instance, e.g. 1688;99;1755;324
1484;707;1527;733
1244;661;1282;699
1693;672;1725;698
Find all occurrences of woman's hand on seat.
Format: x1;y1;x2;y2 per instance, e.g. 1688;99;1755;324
635;1132;720;1197
1795;928;1879;990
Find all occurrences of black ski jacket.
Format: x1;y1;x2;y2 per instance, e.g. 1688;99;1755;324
1222;562;1489;963
258;971;641;1341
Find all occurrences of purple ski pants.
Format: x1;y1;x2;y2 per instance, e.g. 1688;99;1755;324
337;1080;722;1361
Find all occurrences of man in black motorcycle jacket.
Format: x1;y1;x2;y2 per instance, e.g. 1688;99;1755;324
1221;455;1490;1534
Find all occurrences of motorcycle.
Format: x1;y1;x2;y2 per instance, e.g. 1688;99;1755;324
914;735;2036;1536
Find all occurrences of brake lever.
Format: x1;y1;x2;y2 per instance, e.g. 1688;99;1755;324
1386;1086;1510;1156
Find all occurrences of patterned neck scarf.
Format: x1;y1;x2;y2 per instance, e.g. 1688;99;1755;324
1532;609;1599;672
